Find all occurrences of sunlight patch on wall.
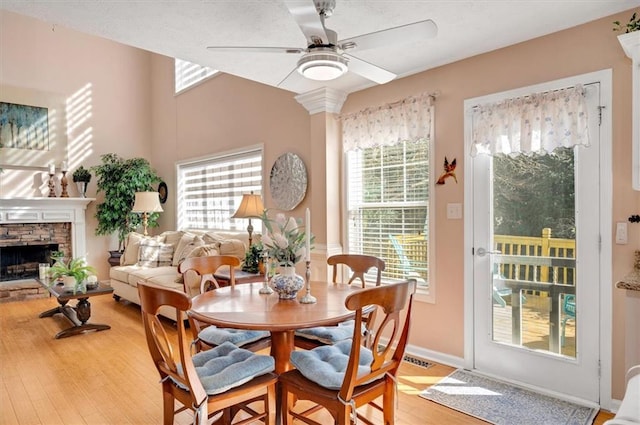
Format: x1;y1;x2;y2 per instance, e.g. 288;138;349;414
66;83;93;170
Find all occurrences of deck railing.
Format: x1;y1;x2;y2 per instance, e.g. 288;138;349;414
494;228;576;285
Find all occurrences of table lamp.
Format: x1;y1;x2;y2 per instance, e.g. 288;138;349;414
232;191;264;246
132;191;164;236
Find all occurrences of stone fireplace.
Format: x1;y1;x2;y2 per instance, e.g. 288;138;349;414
0;198;93;300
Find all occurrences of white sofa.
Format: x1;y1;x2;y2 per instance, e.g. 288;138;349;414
604;365;640;425
109;230;253;320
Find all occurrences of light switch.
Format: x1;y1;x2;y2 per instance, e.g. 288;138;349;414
447;203;463;220
615;222;628;244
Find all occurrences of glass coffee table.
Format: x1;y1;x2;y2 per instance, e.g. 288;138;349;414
37;279;114;339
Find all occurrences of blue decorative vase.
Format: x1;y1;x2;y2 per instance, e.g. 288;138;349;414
271;266;304;300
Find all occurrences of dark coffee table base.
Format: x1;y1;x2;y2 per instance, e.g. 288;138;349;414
39;298;111;339
37;280;114;339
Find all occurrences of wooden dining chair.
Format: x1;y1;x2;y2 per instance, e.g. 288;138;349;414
137;281;277;425
294;254;385;350
280;279;416;425
178;256;271;352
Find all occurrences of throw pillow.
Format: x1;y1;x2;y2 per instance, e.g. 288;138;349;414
161;231;185;251
172;233;200;266
138;239;174;268
187;243;220;259
122;232;145;266
219;239;246;260
202;232;226;246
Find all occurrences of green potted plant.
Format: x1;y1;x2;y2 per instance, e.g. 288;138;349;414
50;250;65;265
242;242;263;274
614;11;640;61
49;257;97;293
91;153;162;264
72;165;92;198
613;12;640;33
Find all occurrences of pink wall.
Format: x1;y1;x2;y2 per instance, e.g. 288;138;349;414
342;10;639;397
0;10;153;279
148;54;311;234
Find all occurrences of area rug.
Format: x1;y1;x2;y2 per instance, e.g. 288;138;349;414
419;369;597;425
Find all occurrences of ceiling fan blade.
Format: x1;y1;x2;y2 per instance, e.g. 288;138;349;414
344;54;396;84
340;19;437;52
284;0;329;45
206;46;304;54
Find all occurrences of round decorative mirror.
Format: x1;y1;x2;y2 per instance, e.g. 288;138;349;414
269;153;307;210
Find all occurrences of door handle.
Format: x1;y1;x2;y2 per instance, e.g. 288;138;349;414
476;247;501;257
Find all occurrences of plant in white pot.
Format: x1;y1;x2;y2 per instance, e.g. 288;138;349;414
72;166;92;198
614;11;640;61
49;257;97;293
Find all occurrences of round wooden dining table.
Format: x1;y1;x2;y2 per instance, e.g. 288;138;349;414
189;280;362;374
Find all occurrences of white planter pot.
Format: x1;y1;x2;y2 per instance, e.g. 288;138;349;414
618;31;640;62
62;276;76;291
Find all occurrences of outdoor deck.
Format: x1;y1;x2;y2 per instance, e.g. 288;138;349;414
493;294;576;358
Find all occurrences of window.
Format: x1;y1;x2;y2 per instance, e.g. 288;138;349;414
346;139;430;291
175;59;218;94
177;147;263;232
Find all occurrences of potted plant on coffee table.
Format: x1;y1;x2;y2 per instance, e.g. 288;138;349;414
49;257;97;293
91;153;162;265
72;166;92;198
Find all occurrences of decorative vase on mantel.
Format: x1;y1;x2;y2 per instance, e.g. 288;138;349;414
76;182;88;198
270;266;304;300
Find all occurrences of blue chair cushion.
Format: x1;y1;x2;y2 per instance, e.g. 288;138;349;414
190;341;275;395
295;320;356;344
199;326;269;347
290;339;373;390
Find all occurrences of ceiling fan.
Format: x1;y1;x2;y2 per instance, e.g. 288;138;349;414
206;0;437;85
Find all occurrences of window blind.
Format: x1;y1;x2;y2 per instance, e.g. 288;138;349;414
177;148;263;231
347;139;429;286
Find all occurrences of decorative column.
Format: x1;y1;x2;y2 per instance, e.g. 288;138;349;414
295;88;347;281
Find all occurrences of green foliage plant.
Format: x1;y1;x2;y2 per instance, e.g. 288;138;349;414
72;165;92;183
613;11;640;33
91;153;161;251
49;257;97;294
242;242;263;273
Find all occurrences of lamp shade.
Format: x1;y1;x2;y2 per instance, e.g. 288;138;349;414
232;192;264;219
132;191;164;213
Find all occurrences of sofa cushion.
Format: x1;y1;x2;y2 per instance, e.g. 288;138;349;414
122;232;145;266
147;273;184;291
219;239;246;260
187;243;220;259
138;240;174;267
173;234;204;266
126;266;179;287
161;231;185;251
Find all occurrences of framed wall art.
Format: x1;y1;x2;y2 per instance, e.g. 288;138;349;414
0;85;67;169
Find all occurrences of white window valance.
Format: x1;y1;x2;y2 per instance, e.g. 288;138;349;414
471;85;589;156
341;93;433;152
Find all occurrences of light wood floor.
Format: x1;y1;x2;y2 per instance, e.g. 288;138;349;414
0;294;614;424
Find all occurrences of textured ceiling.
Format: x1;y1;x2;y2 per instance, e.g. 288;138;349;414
2;1;639;94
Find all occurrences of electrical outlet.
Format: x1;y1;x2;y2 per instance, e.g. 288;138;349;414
447;203;463;219
615;222;628;244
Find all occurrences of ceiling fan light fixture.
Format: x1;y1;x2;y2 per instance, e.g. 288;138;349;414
297;49;348;81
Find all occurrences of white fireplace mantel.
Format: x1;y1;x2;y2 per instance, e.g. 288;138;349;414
0;197;95;257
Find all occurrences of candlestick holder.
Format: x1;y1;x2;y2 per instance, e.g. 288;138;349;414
47;173;56;197
299;260;316;304
60;171;69;198
259;253;274;294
